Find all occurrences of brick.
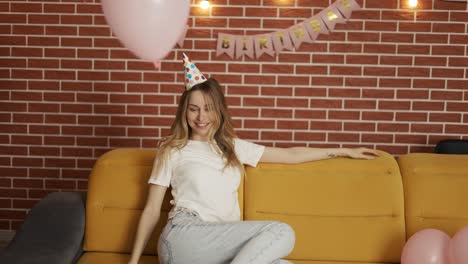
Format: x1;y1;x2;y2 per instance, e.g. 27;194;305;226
127;105;158;115
261;131;292;141
411;124;443;133
0;14;27;23
29;147;60;157
348;32;379;42
344;100;377;109
44;3;75;13
398;67;430;77
12;157;44;167
449;57;468;67
44;114;76;124
415;56;447;66
246;7;277;17
309;120;343;131
416;34;448;44
229;18;261;28
329;133;359;142
447;102;468;112
445;125;468;134
432;22;465;33
294;132;326;141
79;26;111;37
0;36;26;46
328;110;360;120
363;111;394;121
313;54;345;64
363;133;393;143
396;112;427;121
379;100;411;110
312;77;343;86
61;59;92;69
395;134;427;144
451;12;468;22
28;36;59;46
29;14;60;24
256;108;288;119
430;113;461;123
244;97;275;107
13;113;43;123
29;125;60;135
378;123;409;132
45;180;76;190
397;89;429;99
92;104;126;114
330;66;361;76
413;79;445;89
109;138;139;148
344;122;375;132
245;119;275;129
78;115;109;125
329;88;360;98
62;126;93;136
399;22;431;32
212;6;243;16
347;55;379;65
431;91;463;101
344;77;378;87
365;21;397;31
330;43;362;53
433;68;464;78
278;75;309;85
398;45;430;55
433;45;465;55
364;67;396;76
382;33;414;43
362;89;394;99
27;58;56;69
448;80;468;90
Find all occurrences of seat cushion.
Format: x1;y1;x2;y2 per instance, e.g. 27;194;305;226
244;151;406;263
398;153;468;238
76;252;157;264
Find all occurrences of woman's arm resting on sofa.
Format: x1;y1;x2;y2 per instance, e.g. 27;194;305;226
259;147;380;164
128;184;167;264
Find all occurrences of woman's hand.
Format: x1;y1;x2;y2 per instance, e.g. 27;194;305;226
346;147;380;160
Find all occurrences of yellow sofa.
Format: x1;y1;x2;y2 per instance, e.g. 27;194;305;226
76;149;468;264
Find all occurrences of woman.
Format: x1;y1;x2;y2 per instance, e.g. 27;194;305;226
128;54;379;264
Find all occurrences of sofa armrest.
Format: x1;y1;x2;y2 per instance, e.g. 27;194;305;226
0;192;86;264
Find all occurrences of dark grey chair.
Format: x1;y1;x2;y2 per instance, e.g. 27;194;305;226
0;192;86;264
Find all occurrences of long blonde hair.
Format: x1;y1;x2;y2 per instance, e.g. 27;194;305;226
153;78;244;176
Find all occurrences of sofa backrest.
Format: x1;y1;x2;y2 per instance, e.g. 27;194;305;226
83;148;245;254
244;151;406;263
398;153;468;238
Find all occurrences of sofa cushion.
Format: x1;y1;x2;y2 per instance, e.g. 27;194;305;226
398;153;468;238
83;148;244;254
244;151;405;263
76;252;157;264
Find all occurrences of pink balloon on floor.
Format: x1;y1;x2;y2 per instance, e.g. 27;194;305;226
448;226;468;264
101;0;190;61
401;229;451;264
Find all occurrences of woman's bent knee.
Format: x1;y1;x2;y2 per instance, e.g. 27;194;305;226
273;222;295;254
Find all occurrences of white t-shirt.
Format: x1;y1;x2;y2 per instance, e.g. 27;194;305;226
148;138;265;222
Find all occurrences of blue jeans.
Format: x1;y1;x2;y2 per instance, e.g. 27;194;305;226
158;208;295;264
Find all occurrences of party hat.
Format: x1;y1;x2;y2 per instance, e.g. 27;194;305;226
183;53;207;90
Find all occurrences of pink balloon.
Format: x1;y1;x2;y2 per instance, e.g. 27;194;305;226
448;226;468;264
401;229;451;264
101;0;190;61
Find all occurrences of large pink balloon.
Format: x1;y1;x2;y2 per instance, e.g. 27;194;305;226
101;0;190;61
448;226;468;264
401;229;451;264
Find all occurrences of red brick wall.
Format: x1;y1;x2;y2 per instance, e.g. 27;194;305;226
0;0;467;231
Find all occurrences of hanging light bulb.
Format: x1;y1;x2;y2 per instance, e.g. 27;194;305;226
200;0;210;9
408;0;418;7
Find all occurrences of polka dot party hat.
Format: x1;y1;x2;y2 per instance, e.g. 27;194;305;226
182;53;207;90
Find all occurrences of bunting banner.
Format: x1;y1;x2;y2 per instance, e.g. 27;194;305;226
215;0;360;59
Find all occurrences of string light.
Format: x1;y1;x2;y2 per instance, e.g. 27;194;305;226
200;0;210;9
408;0;418;7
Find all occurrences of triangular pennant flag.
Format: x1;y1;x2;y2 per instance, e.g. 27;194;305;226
336;0;361;19
216;33;235;58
